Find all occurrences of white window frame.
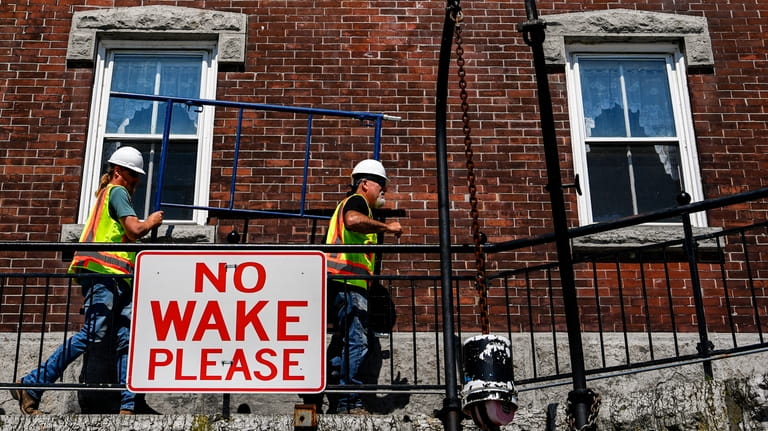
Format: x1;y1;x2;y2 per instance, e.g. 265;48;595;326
79;39;217;225
565;43;706;227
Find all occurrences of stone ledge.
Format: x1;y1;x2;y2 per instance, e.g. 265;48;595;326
572;225;722;261
60;224;217;244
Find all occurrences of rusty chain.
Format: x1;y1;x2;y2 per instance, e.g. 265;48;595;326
566;389;602;431
451;2;601;428
450;3;490;335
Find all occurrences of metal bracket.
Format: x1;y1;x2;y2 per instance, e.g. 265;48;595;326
293;404;318;430
563;174;582;196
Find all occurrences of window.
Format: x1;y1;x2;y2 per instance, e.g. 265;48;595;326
566;45;705;226
79;41;217;224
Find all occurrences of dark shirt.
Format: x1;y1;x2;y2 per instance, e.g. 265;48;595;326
342;194;370;217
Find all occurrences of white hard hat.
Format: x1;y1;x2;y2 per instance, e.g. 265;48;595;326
107;146;145;175
351;159;387;182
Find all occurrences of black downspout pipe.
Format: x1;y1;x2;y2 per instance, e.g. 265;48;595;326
435;3;462;431
677;192;714;379
519;0;591;427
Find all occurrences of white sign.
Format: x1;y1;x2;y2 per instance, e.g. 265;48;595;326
128;251;326;393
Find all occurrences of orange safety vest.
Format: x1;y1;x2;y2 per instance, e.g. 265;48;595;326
326;194;377;289
68;184;135;276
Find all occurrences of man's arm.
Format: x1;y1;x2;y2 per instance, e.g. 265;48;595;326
344;210;402;237
121;211;164;241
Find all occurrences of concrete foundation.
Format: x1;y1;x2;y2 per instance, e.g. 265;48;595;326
2;332;768;430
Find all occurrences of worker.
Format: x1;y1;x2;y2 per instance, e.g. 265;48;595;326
11;146;163;415
324;159;402;414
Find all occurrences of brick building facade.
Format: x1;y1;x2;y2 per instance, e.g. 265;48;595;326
1;0;767;334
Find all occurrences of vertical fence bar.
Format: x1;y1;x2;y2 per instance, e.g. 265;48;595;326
525;271;538;379
590;260;607;368
299;114;314;217
716;236;739;348
662;251;681;357
740;229;765;343
616;259;631;364
638;258;655;361
546;268;561;375
432;278;443;385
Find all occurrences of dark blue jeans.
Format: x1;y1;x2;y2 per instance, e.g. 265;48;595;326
22;275;135;411
330;289;369;412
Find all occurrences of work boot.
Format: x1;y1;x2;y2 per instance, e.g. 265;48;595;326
10;381;41;415
347;407;370;415
119;409;134;415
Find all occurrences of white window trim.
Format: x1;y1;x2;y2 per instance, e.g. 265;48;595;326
79;40;217;225
565;43;706;227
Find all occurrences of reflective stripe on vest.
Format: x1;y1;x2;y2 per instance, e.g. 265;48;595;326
68;184;135;275
326;194;377;289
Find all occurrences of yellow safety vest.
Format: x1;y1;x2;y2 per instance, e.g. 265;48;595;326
326;194;377;289
68;184;135;276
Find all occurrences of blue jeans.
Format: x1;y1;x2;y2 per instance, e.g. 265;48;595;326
330;289;369;412
22;275;135;411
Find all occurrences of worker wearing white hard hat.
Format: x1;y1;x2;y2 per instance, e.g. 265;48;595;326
107;145;146;175
12;146;163;415
317;159;402;414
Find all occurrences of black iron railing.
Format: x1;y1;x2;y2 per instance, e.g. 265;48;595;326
1;187;768;425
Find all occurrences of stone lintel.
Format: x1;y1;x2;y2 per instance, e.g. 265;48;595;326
541;9;714;70
67;6;247;65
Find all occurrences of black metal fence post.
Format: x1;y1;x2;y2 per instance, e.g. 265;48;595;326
677;192;714;379
518;0;593;427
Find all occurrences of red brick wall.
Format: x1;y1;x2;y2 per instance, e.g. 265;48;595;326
1;0;768;333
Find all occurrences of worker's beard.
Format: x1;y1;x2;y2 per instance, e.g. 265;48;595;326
374;193;386;209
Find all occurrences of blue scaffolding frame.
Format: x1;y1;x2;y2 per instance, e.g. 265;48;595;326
110;91;400;220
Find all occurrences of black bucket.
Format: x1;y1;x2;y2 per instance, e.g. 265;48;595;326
460;334;518;429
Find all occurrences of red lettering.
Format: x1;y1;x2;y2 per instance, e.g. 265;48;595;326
236;300;269;341
146;347;307;384
226;349;252;381
234;262;266;293
277;300;309;341
151;300;196;341
192;301;231;341
282;348;304;381
253;348;278;381
195;262;227;293
200;348;223;380
148;348;173;380
174;349;196;380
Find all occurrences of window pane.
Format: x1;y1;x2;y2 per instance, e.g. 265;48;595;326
623;60;676;137
106;54;202;135
586;144;633;221
580;60;626;137
579;58;676;138
102;141;197;220
587;143;682;222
